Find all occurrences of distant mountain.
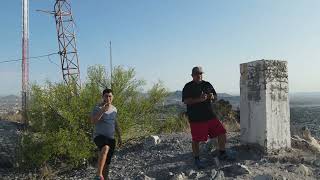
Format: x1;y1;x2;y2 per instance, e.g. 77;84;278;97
290;92;320;97
3;91;319;109
217;93;234;98
0;95;20;102
0;95;21;107
165;91;239;108
166;91;320;109
218;92;320;108
165;91;183;105
219;96;240;109
290;92;320;107
167;91;234;99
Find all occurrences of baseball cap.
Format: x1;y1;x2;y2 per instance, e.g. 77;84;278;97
192;66;204;75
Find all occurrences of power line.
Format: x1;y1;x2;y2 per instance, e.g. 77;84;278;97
47;54;60;67
0;52;59;64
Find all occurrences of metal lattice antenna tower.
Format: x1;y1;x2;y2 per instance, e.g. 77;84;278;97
22;0;29;124
54;0;81;89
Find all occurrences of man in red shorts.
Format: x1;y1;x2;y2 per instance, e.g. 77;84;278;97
182;66;228;169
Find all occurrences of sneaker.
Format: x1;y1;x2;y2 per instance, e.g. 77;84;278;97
194;158;206;169
218;150;236;161
218;152;229;160
94;175;104;180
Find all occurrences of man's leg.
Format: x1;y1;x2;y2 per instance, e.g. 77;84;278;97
192;140;206;169
190;121;208;157
190;121;208;169
192;141;200;157
102;166;109;180
217;133;226;151
97;145;110;177
208;119;227;154
217;132;233;160
102;139;115;180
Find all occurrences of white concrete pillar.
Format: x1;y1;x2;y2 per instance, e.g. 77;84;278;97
240;60;291;151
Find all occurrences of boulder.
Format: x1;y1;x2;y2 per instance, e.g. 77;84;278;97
253;174;273;180
144;135;161;148
221;164;250;177
294;164;311;176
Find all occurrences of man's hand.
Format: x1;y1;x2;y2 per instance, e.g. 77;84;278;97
200;93;208;102
183;92;210;105
208;93;215;100
101;102;110;112
90;103;109;124
117;138;122;148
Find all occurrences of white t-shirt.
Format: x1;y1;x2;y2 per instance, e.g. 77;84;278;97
91;105;117;139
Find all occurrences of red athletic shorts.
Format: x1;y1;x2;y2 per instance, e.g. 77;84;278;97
189;118;226;142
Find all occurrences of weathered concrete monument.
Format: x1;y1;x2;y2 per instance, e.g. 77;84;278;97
240;60;291;150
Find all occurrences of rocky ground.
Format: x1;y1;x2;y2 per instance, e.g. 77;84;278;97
1;130;320;180
0;120;23;169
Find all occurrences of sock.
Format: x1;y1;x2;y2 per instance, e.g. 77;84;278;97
194;156;200;160
219;150;226;154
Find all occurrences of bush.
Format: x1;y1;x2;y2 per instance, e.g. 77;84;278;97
21;65;171;168
213;99;240;132
159;114;190;134
21;81;96;168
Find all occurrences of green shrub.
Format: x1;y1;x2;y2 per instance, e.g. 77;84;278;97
159;114;189;133
21;65;170;168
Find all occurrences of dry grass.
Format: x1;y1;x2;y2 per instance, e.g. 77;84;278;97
0;113;23;123
223;119;240;132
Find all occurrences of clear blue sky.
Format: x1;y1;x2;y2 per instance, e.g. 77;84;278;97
1;0;320;96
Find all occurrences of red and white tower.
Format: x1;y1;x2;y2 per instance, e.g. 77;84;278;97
22;0;29;124
54;0;81;90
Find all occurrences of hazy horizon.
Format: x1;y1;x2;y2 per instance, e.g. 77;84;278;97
2;91;320;98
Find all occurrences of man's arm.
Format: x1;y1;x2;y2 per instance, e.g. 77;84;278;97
182;84;207;105
90;109;104;124
208;83;217;102
90;104;109;124
183;93;208;105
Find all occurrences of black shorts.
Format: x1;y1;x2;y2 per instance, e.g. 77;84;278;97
94;135;116;165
